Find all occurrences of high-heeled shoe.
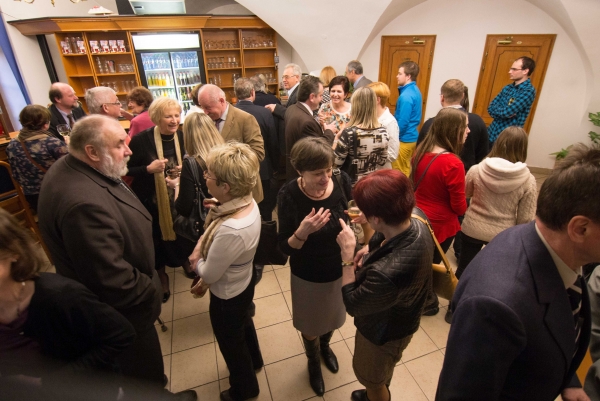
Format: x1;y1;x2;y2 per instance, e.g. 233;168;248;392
163;290;171;303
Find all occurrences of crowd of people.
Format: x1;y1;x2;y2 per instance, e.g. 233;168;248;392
1;54;599;401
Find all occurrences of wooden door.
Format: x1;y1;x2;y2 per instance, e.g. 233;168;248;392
472;34;555;133
378;35;436;121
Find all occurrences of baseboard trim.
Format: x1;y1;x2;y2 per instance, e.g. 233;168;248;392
529;166;553;175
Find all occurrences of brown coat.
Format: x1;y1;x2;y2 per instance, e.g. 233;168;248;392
221;104;265;202
284;102;335;180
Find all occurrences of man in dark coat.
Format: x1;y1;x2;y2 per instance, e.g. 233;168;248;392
48;82;86;142
38;115;196;400
436;144;599;401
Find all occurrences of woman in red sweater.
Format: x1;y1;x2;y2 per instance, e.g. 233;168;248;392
411;108;469;315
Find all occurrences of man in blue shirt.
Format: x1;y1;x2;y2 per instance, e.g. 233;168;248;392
487;56;536;148
393;61;422;176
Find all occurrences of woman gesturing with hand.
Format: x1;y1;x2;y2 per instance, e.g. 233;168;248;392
289;207;332;248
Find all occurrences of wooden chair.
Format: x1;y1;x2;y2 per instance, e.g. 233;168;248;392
0;161;53;264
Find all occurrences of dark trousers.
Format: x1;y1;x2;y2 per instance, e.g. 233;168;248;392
210;282;263;400
116;323;165;386
426;236;455;309
258;178;277;222
456;232;487;279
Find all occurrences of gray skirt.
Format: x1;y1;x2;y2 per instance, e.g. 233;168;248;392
290;273;346;336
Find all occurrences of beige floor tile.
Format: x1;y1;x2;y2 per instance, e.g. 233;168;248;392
273;266;291;292
255;271;283;299
192;380;220;401
171;312;214;353
215;342;229;379
173;290;210;320
257;320;304;364
253;293;292;329
305;397;324;401
330;329;343;344
440;347;445;355
263;264;274;272
338;314;355;339
170;343;218;392
282;290;293;316
404;351;445;401
156;321;172;356
420;310;451;349
272;263;287;270
264;354;316;401
323;381;359;401
219;369;272;401
173;269;194;294
321;341;356;390
389;363;429;401
401;327;438;363
163;355;171;391
159;291;174;323
344;338;355;356
438;296;449;307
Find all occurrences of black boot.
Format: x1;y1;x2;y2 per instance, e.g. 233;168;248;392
302;335;325;396
319;331;339;373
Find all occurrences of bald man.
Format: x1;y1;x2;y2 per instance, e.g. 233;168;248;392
48;82;86;142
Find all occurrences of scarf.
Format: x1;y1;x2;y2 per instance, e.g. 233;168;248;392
18;128;50;142
153;126;182;241
198;194;254;260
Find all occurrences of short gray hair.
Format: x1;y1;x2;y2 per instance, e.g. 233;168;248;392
85;87;117;114
198;84;225;104
234;78;254;100
284;63;302;77
69;115;116;157
250;76;266;92
347;60;363;75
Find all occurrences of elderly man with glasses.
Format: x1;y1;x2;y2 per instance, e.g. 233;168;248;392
85;86;126;119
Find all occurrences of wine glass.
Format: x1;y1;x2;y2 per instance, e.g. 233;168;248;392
56;124;71;138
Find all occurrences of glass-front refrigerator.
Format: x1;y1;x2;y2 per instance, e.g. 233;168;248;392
132;33;206;117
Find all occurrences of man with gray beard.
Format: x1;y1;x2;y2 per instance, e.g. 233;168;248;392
38;115;197;400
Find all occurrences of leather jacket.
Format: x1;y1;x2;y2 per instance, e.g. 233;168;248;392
341;207;434;346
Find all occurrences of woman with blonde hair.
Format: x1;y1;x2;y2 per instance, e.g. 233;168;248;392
457;126;536;278
188;142;263;401
368;82;399;170
319;66;337;105
166;112;224;244
411;107;469;316
127;97;190;301
334;86;389;185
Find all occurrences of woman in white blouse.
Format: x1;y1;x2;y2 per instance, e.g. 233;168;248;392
189;142;263;401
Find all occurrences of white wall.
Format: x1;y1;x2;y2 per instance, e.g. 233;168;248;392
358;0;588;169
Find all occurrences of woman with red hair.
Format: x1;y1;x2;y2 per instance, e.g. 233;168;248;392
336;169;433;401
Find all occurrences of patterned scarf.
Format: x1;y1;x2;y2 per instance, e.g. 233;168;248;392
153;126;182;241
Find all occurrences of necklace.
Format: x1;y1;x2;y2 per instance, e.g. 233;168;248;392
300;177;327;199
161;135;175;142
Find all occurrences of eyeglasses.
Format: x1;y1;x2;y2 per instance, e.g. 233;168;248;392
203;171;217;181
282;75;298;80
103;102;122;106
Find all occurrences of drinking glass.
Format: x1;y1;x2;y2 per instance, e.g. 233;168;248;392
347;200;361;234
56;124;71;138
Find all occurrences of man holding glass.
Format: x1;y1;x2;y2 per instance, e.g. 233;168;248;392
48;82;86;142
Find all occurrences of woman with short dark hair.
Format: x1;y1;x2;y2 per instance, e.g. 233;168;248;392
126;86;155;138
336;169;433;401
6;105;68;212
277;137;352;396
318;75;351;136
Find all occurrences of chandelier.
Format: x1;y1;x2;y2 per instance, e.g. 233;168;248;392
14;0;87;5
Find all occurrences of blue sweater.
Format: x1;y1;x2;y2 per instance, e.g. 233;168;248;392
394;81;422;143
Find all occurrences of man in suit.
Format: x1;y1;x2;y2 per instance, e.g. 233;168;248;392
48;82;86;142
436;143;599;401
284;75;336;181
265;63;301;120
418;79;488;173
235;78;279;222
85;86;124;119
197;84;265;203
38;115;196;400
346;60;372;91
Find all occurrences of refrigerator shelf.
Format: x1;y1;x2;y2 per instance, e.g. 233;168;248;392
174;67;200;71
148;85;175;89
145;68;172;72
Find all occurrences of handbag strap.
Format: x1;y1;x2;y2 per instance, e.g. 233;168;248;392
332;168;350;205
184;156;207;215
411;151;448;191
19;139;48;173
411;213;452;273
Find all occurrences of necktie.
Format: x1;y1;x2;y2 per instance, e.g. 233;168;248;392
567;275;584;348
67;114;75;129
215;118;223;131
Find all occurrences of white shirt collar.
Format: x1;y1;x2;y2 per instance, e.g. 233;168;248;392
534;222;581;288
288;82;299;96
300;102;314;115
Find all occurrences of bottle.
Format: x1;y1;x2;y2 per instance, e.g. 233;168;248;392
165;74;171;87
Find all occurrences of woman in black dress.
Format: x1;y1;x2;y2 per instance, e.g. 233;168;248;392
277;137;352;396
127;97;194;302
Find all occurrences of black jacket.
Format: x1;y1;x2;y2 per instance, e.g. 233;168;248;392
342;208;433;345
48;104;86;142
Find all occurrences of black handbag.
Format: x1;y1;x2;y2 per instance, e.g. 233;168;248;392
254;220;288;266
173;156;207;242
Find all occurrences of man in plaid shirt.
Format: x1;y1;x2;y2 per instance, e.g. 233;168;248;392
487;56;536;147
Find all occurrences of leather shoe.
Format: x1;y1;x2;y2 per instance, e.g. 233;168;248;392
220;390;235;401
351;389;369;401
162;290;171;303
422;305;439;316
248;301;256;317
254;265;264;285
444;309;453;324
173;389;197;400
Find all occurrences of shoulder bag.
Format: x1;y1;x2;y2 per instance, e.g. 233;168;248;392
173;156;207;242
410;151;448;191
411;213;458;301
254;219;288;266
